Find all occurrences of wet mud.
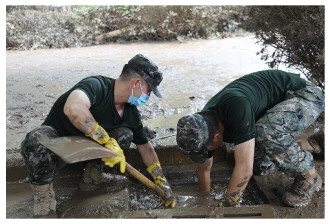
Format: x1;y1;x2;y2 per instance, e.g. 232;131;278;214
6;36;324;218
6;163;268;218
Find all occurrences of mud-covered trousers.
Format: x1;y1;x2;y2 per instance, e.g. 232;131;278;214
21;127;133;185
254;83;324;177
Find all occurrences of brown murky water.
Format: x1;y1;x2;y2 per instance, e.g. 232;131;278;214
6;163;268;218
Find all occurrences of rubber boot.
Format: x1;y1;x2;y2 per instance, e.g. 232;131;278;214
31;183;57;218
282;170;322;207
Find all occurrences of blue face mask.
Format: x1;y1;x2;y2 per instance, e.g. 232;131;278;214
128;82;149;106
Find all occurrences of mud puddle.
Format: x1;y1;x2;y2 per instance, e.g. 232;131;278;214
129;178;266;211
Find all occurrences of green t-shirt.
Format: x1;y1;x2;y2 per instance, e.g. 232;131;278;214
42;75;148;145
202;70;306;145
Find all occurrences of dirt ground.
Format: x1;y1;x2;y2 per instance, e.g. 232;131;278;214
6;37;325;219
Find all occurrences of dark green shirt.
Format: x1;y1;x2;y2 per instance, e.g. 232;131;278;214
42;76;148;145
202;70;306;145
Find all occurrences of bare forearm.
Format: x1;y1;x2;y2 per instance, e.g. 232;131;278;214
63;90;96;134
227;165;252;201
64;103;96;134
137;142;159;167
197;157;213;192
197;169;211;192
226;138;255;201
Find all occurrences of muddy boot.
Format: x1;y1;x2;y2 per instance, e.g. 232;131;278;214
31;183;57;218
282;170;322;207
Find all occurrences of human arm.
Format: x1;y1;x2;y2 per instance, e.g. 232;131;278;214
197;157;213;192
63;89;96;134
64;89;126;172
137;142;176;207
64;89;111;144
220;138;255;206
136;141;159;167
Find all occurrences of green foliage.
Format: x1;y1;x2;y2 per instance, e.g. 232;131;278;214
245;6;324;89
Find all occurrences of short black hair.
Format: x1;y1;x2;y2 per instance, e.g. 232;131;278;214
119;64;148;87
119;64;141;81
198;111;220;145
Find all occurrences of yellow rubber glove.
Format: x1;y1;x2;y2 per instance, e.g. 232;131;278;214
102;138;126;173
86;123;126;173
218;189;241;207
147;162;176;207
101;156;126;173
86;123;110;144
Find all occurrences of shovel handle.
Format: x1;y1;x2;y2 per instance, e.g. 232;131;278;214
125;163;166;198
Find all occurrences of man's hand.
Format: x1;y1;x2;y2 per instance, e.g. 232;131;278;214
218;189;241;207
87;123;126;173
147;162;176;207
102;138;126;173
86;122;111;144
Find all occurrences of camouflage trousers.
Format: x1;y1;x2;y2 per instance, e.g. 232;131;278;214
21;126;133;185
254;83;324;177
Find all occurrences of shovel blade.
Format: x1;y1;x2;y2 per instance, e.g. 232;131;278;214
39;136;118;164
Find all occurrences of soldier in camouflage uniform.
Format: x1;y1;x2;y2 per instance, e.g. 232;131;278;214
254;83;324;177
176;70;324;207
21;54;176;218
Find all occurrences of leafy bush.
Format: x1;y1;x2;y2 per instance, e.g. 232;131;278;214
244;6;324;89
6;5;247;50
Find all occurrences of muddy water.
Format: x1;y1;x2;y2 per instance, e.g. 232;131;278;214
130;179;264;211
6;169;266;218
6;35;300;149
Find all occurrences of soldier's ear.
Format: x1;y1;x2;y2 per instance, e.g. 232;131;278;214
130;78;140;88
213;130;223;142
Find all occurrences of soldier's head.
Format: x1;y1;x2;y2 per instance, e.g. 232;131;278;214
176;111;223;163
120;54;163;98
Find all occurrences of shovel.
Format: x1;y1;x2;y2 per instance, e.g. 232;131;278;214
40;136;166;198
